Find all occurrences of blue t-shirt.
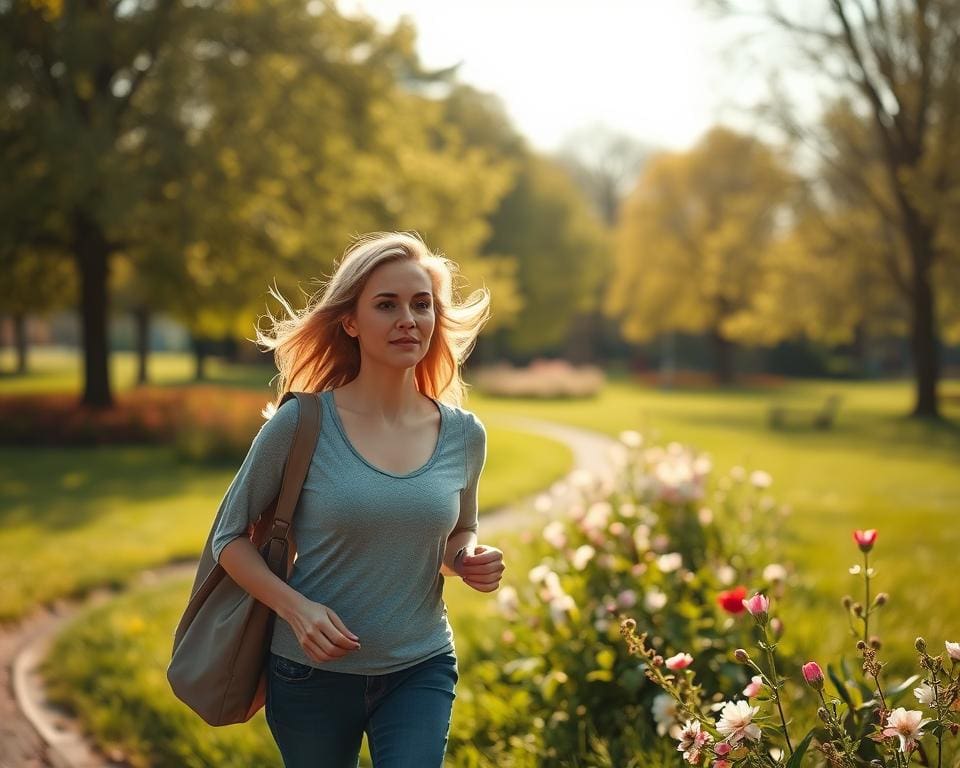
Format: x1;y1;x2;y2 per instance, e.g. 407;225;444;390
210;389;486;675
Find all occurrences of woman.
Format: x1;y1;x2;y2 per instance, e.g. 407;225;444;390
211;231;505;767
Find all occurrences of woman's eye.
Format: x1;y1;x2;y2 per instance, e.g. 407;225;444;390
416;301;432;311
377;301;394;309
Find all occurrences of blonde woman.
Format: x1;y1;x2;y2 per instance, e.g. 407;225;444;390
211;232;505;767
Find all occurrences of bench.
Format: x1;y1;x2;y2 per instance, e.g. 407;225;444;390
768;394;843;430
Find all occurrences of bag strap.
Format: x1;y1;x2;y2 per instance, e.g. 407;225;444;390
266;391;322;543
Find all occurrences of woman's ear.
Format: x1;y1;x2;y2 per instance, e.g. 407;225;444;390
341;316;357;338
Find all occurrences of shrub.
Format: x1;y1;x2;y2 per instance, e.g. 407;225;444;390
451;430;795;766
472;359;605;398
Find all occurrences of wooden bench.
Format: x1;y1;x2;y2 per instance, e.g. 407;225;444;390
768;394;843;430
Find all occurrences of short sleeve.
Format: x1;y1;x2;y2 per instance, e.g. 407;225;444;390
453;409;486;538
209;397;300;563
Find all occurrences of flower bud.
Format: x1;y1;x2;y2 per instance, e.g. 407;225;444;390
802;661;825;691
841;595;853;609
734;648;750;663
915;637;927;653
742;593;770;625
950;723;959;737
869;636;882;650
770;617;784;639
873;593;888;607
853;529;877;552
817;707;830;723
856;640;867;651
852;602;864;617
652;655;664;667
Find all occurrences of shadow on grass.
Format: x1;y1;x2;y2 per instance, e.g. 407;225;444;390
0;446;219;531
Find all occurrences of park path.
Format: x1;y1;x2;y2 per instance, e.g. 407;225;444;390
0;415;617;768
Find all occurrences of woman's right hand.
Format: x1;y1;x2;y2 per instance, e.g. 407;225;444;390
283;595;361;662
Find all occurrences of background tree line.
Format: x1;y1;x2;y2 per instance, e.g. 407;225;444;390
2;0;957;418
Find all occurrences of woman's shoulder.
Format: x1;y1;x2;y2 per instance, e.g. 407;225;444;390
440;400;486;446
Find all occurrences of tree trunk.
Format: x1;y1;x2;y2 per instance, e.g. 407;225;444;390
134;306;150;386
13;313;28;375
710;327;736;386
909;256;940;419
73;209;113;409
193;336;208;382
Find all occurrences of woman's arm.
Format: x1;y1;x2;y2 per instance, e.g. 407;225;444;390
219;536;307;622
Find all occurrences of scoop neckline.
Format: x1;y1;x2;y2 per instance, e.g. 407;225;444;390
322;389;446;479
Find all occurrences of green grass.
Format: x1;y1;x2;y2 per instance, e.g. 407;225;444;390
6;349;960;765
469;377;960;669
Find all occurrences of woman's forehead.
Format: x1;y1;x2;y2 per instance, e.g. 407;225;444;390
364;260;433;294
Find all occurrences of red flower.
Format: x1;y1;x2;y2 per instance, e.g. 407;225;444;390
717;586;748;614
853;529;877;552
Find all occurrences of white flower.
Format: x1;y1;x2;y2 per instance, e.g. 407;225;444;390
715;700;762;745
548;593;576;626
496;586;519;619
644;588;668;612
882;707;932;753
652;693;681;738
616;589;637;609
716;565;736;586
946;641;960;661
749;470;772;489
528;564;551;583
730;465;746;482
619;430;643;448
533;494;553;513
572;544;596;570
913;683;935;707
657;552;683;573
542;520;567;549
763;563;787;583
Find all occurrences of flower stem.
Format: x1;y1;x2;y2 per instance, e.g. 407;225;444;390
761;626;794;756
862;551;870;644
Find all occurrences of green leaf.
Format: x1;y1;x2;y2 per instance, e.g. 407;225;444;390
827;663;856;711
785;729;816;768
886;674;921;700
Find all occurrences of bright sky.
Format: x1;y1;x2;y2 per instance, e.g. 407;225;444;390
339;0;777;153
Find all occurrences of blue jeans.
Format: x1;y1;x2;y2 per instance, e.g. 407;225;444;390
265;649;459;768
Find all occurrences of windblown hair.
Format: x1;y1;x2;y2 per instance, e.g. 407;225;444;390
255;231;491;417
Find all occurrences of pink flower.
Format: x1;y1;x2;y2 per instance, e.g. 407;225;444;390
742;675;764;698
945;641;960;661
714;742;732;756
853;529;877;552
714;761;732;768
665;652;694;671
742;593;769;622
717;586;747;614
676;719;712;764
802;661;824;690
882;707;932;753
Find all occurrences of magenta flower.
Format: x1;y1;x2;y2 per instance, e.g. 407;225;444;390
802;661;824;690
665;652;694;671
714;742;732;756
742;593;769;622
853;529;877;552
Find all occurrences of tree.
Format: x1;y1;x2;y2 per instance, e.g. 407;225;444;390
608;126;794;384
708;0;960;416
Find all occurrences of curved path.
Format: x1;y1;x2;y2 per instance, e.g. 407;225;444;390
1;415;618;768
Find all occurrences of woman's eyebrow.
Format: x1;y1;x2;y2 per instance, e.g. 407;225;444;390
372;291;433;299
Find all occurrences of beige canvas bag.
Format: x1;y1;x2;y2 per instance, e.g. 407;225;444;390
166;391;322;726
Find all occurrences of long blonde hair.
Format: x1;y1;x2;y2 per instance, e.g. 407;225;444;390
256;231;491;416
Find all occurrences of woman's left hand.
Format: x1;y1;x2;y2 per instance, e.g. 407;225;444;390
456;545;505;593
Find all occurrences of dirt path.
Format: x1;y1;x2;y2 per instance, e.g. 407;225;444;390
0;416;617;768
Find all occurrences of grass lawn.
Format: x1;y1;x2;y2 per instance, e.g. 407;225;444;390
4;349;960;765
469;377;960;670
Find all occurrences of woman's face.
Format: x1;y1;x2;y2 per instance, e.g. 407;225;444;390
343;259;436;369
